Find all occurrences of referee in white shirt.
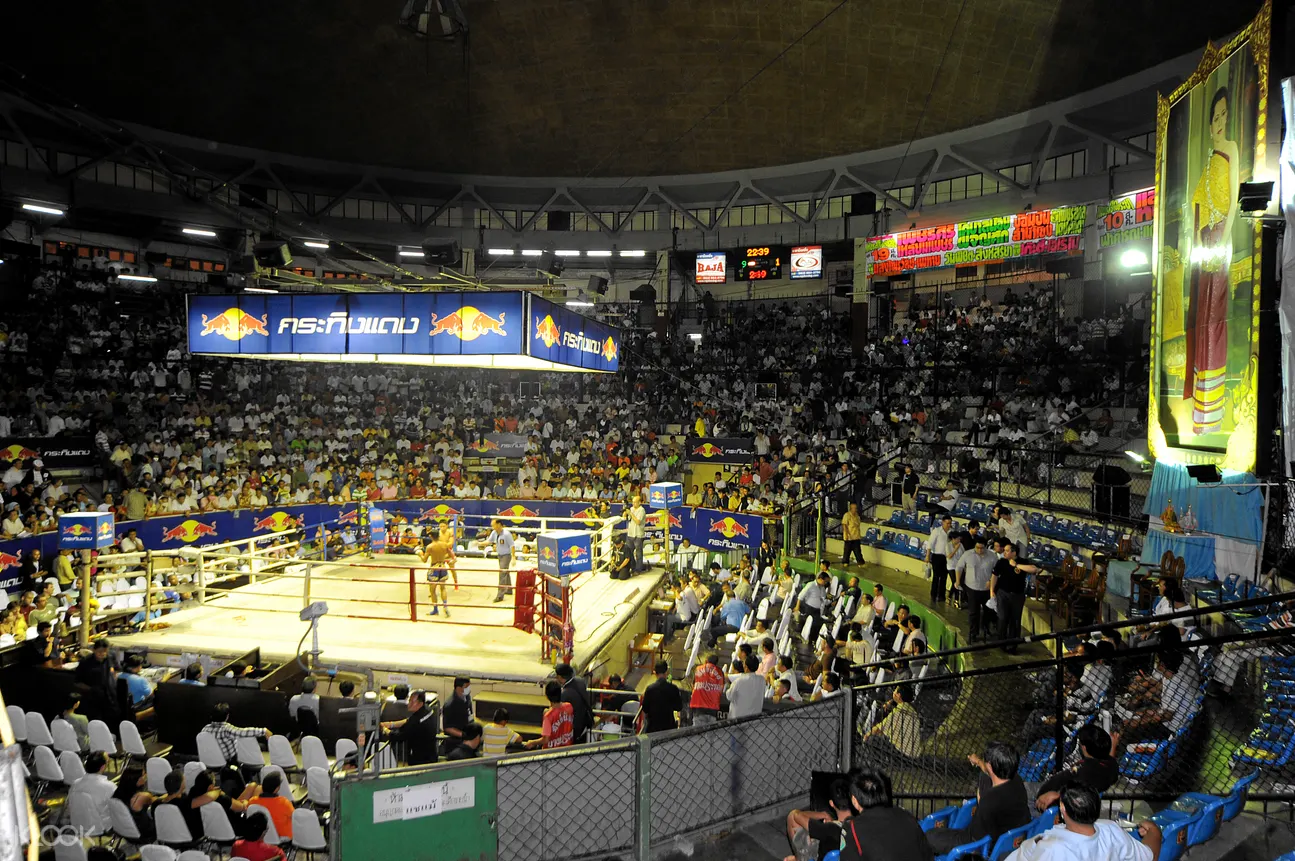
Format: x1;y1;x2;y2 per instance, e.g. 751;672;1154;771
926;514;954;604
484;519;515;602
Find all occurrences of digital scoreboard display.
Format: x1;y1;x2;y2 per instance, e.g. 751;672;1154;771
735;246;782;281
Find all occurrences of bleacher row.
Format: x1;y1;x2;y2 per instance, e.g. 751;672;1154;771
10;705;336;860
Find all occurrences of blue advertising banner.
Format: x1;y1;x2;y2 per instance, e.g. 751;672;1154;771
537;531;593;577
648;482;683;510
187;292;614;373
527;295;621;373
649;507;764;553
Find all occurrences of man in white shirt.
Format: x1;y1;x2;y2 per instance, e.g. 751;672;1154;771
726;653;766;719
68;753;117;831
1006;783;1158;861
925;514;954;604
482;520;516;603
626;495;647;573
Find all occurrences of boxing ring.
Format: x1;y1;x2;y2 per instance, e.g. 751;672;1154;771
105;513;668;682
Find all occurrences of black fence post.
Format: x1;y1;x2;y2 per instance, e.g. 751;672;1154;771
1053;632;1066;775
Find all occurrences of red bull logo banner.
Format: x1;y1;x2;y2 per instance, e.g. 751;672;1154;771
0;437;96;469
648;481;683;510
468;434;528;459
649;507;762;553
684;437;757;465
526;295;620;373
160;519;220;544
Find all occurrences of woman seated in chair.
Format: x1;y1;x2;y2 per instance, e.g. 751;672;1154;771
232;809;287;861
1137;579;1191;644
185;768;260;837
112;765;160;844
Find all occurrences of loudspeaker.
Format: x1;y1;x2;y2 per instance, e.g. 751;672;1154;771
851;193;877;215
1185;464;1224;483
542;253;564;277
587;275;608;296
252;241;292;269
547;211;571;231
144;251;167;265
422;243;461;266
1092;485;1131;519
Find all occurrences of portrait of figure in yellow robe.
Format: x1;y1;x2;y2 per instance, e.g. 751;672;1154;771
1183;86;1239;436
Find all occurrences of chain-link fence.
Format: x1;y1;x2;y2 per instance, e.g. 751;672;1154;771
849;591;1295;819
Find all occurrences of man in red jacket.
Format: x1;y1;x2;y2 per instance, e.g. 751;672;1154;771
689;654;726;726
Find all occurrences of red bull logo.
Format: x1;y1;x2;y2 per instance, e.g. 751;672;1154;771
667;512;682;529
0;552;20;571
708;516;751;540
667;488;682;502
429;307;507;342
417;504;460;523
692;442;725;458
62;523;92;538
601;336;618;362
470;439;501;453
96;521;115;540
338;509;359;525
161;519;220;543
0;444;40;462
253;511;298;533
651;511;682;529
561;544;588;561
200;307;270;341
572;507;600;520
498;504;539;524
540;546;556;562
534;314;561;349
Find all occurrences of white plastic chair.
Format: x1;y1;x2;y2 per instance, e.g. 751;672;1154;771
53;843;88;861
109;798;143;844
300;735;328;773
51;718;82;754
24;627;37;640
146;756;171;794
200;801;238;846
799;614;814;641
890;628;904;652
291;808;328;859
88;720;118;759
119;720;149;759
756;597;771;621
31;745;63;796
25;711;55;747
195;731;227;769
235;735;266;771
305;765;331;807
268;734;299;773
68;782;107;835
140;846;177;861
6;705;26;743
58;750;86;786
154;803;195;848
334;737;357;767
182;761;206;791
262;813;285;845
178;852;211;861
259;765;291;796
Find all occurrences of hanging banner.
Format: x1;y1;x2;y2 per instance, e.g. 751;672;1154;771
684;437;757;464
1096;187;1156;249
864;205;1086;279
0;437;97;469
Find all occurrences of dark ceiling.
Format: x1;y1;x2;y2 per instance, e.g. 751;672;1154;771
6;0;1263;178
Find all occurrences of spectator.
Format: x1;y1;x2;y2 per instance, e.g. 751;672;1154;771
289;676;321;721
483;708;522;756
73;637;118;722
202;702;271;762
839;770;933;861
859;684;921;760
60;693;91;750
121;654;155;707
68;752;116;832
440;677;473;752
841;502;864;566
26;621;55;667
926;514;954;604
689;653;726;726
641;659;683;733
180;662;205;685
927;741;1031;855
446;722;484;760
1113;649;1200;754
527;681;574;749
796;573;831;644
900;465;919;514
1005;783;1159;861
247;771;295;839
955;537;996;641
626;494;647;572
184;767;259;837
555;662;593;744
380;689;439;766
727;653;766;719
231;809;287;861
706;581;751;647
1033;725;1119;813
784;776;854;861
113;765;159;844
991;543;1039;653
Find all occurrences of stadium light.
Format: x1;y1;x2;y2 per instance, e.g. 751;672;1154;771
182;227;218;237
245;286;280;294
486;248;515;256
397;248;425;258
688;333;703;341
566;300;594;308
619;249;646;258
1124;449;1146;463
586;250;612;257
555;250;582;257
118;274;157;283
22;203;65;216
303;240;330;250
521;249;543;257
1120;248;1149;269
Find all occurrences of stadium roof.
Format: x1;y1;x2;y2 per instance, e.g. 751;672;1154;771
5;0;1262;179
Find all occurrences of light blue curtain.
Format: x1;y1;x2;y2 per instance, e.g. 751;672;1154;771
1141;529;1216;581
1141;462;1263;543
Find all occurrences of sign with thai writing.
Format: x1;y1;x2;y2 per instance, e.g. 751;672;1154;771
1097;187;1156;248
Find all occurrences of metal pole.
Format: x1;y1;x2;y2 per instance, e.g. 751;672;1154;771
78;551;92;650
143;552;153;625
1053;631;1066;774
664;514;672;574
815;496;824;568
1256;484;1271;586
303;559;312;609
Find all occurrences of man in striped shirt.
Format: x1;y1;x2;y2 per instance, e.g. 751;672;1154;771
202;702;271;762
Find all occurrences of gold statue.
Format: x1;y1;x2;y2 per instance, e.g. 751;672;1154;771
1162;498;1180;533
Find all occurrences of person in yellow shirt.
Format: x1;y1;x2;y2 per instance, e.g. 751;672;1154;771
482;708;522;756
54;548;77;588
694;416;707;438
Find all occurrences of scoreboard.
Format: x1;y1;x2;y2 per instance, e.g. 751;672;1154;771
735;246;782;281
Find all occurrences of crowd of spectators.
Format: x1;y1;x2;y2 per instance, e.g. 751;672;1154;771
0;260;1144;545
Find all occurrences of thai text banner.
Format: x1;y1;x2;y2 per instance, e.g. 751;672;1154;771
526;294;621;372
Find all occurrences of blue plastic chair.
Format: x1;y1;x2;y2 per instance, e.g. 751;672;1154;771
1146;809;1193;861
823;852;840;861
1172;770;1257;827
937;835;991;861
1029;806;1060;837
989;821;1037;860
950;798;977;831
1233;721;1295;767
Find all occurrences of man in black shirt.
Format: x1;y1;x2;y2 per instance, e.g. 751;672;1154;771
445;722;484;761
25;621;55;667
926;741;1030;855
1034;724;1118;812
900;465;919;514
440;677;473;754
640;660;682;733
990;543;1038;653
73;638;119;723
381;689;439;766
786;777;853;861
840;770;932;861
555;663;593;743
